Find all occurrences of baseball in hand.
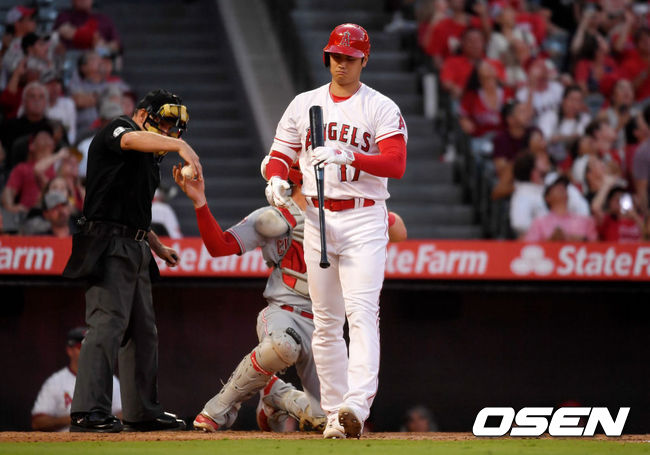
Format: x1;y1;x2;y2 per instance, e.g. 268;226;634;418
181;165;195;179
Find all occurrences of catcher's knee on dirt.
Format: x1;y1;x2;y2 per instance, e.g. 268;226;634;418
255;327;302;373
202;328;302;423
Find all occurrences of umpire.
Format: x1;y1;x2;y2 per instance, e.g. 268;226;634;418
63;89;202;432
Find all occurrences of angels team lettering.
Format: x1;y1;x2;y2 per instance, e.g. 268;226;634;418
306;122;371;152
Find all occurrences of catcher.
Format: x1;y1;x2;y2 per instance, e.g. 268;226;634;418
173;159;406;432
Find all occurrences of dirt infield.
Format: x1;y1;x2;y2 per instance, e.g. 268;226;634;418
0;431;648;443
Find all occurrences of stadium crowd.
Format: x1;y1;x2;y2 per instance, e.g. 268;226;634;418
416;0;650;242
0;0;181;238
1;0;649;243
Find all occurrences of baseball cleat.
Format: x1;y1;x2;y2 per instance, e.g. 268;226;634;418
193;413;219;432
70;412;123;433
338;405;363;439
323;413;346;439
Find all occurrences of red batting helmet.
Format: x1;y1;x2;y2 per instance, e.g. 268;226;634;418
323;23;370;66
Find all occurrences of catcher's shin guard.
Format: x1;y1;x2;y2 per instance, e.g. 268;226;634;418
203;328;302;426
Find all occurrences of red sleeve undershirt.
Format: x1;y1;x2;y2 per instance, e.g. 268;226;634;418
195;204;241;257
267;135;406;180
352;134;406;179
265;151;293;180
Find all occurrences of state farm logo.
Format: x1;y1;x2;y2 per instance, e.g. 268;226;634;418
0;241;54;271
510;245;554;276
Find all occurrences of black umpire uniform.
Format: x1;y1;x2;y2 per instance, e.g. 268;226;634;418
63;90;187;432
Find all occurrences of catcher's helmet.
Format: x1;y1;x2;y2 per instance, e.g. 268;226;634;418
323;23;370;66
137;89;188;139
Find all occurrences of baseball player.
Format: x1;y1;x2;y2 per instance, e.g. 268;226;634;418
263;23;407;438
32;327;122;432
174;161;326;432
173;159;406;433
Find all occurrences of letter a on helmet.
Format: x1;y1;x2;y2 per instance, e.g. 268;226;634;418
323;23;370;66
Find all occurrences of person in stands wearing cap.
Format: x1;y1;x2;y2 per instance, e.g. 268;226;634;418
42;70;77;144
32;327;122;432
21;176;80;236
62;89;201;433
0;31;53;120
69;51;128;134
1;5;36;87
54;0;120;54
21;32;53;77
525;172;598;242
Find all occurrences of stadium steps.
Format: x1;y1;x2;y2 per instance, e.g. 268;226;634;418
99;0;264;236
291;0;481;238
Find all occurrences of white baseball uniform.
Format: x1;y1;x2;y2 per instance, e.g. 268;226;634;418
32;368;121;432
269;82;407;423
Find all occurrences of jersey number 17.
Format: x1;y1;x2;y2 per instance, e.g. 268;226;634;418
339;164;360;182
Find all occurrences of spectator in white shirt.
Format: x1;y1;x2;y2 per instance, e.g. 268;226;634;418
41;70;77;144
31;327;121;432
510;152;591;238
151;187;182;239
516;58;564;126
538;85;591;163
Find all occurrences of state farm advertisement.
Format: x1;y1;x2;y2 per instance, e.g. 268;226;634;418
1;236;650;281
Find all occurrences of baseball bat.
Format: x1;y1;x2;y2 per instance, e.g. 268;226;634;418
309;105;330;269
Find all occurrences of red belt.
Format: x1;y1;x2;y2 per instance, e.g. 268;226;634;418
280;305;314;320
310;198;375;211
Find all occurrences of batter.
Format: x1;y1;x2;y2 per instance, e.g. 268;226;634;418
263;23;408;438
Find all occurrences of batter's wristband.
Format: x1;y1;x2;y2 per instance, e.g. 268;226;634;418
388;212;396;227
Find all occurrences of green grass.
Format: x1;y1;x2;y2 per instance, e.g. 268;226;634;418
0;439;648;455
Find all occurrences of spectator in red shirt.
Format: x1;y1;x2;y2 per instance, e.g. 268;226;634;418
417;0;451;54
441;28;505;99
621;27;650;102
420;0;486;68
573;34;618;96
1;130;58;214
592;181;643;243
54;0;120;54
459;60;511;137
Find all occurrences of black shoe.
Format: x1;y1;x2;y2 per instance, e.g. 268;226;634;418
122;412;187;432
70;412;123;433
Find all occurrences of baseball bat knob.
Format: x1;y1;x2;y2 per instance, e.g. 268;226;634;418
319;261;330;269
